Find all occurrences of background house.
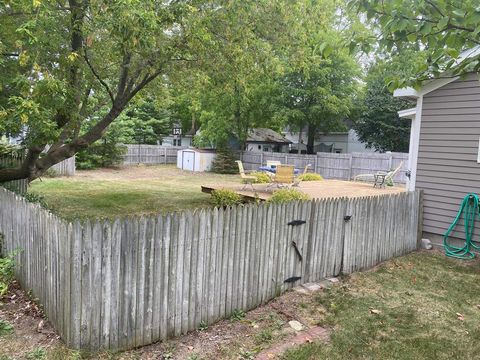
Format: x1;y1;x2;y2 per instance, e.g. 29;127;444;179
230;128;292;153
284;128;374;154
395;72;480;245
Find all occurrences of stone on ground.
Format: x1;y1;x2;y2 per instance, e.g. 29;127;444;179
288;320;304;331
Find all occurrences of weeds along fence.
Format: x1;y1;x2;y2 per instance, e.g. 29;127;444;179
0;188;421;351
123;144;187;165
240;151;409;183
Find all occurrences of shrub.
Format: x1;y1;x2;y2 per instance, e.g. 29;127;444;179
248;171;271;184
76;142;127;170
297;173;323;181
267;189;310;204
0;252;16;297
211;189;242;207
24;192;49;209
210;147;238;174
0;319;13;336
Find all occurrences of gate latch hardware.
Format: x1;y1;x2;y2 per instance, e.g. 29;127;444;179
344;215;352;222
291;241;303;262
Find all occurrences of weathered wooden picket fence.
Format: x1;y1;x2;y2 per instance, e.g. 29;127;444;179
0;154;75;194
123;145;187;165
240;151;409;183
0;188;421;351
0;155;28;194
51;156;76;176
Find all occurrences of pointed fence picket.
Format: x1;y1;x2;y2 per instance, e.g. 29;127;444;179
0;188;421;351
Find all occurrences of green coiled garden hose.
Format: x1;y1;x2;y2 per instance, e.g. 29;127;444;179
443;193;480;259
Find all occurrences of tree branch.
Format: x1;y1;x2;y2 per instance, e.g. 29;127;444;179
83;49;115;103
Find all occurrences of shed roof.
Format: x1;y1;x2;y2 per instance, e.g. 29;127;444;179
246;128;292;144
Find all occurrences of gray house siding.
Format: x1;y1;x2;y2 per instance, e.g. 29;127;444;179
416;73;480;238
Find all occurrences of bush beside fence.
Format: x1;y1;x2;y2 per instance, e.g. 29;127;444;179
0;188;420;351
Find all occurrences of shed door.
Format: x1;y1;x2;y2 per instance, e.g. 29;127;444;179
182;151;195;171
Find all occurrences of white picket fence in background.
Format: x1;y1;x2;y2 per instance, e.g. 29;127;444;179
123;145;187;165
122;145;408;183
51;156;76;176
0;188;421;351
240;151;409;183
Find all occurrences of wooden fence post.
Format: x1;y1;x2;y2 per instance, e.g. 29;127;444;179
417;190;424;249
347;154;353;180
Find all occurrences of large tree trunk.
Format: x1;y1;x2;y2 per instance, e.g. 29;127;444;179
306;123;317;154
297;127;302;154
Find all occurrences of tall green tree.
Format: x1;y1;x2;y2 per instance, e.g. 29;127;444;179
0;0;303;182
353;49;427;152
350;0;480;88
280;47;360;154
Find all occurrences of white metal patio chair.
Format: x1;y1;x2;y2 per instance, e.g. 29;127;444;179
354;161;404;188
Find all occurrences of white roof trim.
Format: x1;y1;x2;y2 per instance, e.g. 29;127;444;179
398;107;416;119
394;76;459;99
393;87;419;99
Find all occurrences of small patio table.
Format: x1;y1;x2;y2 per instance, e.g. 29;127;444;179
258;166;301;176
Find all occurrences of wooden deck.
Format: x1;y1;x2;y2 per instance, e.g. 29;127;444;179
201;180;406;201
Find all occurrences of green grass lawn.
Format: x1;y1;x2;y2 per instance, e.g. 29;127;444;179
28;165;239;220
283;251;480;360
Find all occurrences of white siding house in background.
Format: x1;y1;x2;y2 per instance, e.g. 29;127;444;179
177;148;216;172
284;128;374;153
395;71;480;245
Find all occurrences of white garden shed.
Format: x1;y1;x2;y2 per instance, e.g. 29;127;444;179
177;148;216;172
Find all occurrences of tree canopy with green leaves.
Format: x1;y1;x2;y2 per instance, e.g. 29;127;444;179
351;0;480;89
353;49;427;152
0;0;320;182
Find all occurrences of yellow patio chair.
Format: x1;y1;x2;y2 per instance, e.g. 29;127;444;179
236;160;256;191
267;165;295;191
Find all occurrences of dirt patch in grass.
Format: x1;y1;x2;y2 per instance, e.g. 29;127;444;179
0;282;325;360
0;281;67;359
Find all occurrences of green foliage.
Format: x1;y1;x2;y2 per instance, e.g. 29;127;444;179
279;45;360;153
297;173;323;181
230;309;246;321
268;189;310;204
352;54;417;152
238;349;255;360
115;98;172;145
23;192;49;209
351;1;480;88
76;122;127;170
211;189;242;208
249;171;272;184
254;329;273;345
198;320;208;331
0;252;16;297
210;148;238;174
0;319;13;336
25;348;47;360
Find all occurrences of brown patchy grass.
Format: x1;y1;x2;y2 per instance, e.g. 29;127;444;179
28;165;239;221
